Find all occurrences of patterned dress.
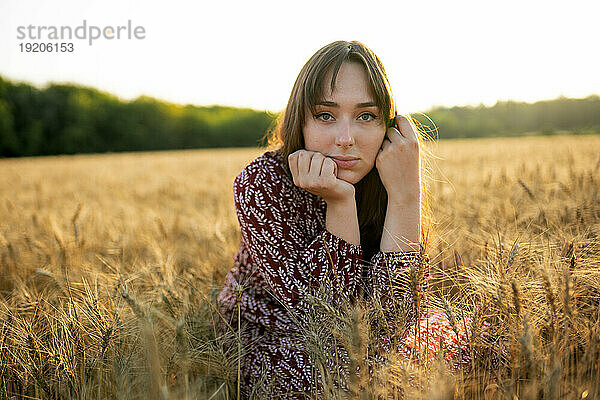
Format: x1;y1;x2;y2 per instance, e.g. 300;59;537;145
216;150;496;399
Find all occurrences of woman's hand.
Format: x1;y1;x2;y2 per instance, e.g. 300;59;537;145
288;150;356;204
376;114;421;204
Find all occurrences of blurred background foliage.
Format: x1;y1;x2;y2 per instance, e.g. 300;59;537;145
1;74;599;157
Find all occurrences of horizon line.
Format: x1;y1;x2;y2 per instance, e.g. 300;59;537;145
1;72;597;115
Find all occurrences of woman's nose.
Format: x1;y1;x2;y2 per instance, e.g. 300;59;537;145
335;120;355;147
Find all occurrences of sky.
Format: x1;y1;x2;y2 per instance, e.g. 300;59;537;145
1;0;599;114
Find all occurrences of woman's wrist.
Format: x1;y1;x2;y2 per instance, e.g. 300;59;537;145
386;177;420;203
325;196;361;246
387;191;421;208
380;197;421;252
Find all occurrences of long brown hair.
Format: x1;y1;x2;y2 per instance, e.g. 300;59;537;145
261;40;431;262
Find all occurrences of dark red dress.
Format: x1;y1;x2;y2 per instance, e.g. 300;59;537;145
217;150;487;398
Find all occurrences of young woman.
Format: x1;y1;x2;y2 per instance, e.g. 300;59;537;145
217;40;497;398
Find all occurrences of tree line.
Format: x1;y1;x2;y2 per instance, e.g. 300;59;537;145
0;75;598;157
412;94;600;140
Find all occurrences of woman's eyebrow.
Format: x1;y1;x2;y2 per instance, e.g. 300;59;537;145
316;101;377;108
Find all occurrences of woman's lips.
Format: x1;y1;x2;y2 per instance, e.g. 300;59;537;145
331;158;359;169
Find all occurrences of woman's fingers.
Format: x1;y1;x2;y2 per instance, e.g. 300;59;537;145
308;152;324;178
289;150;338;189
297;151;312;177
390;114;405;138
288;153;297;184
379;136;391;151
322;156;337;177
384;114;420;145
387;129;399;143
385;123;402;142
397;114;418;142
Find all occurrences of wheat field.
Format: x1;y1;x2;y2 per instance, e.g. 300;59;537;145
0;135;599;399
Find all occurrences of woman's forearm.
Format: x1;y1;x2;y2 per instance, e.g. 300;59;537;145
325;197;361;246
380;198;421;252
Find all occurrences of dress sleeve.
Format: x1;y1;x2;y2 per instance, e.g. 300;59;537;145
233;161;364;313
367;250;430;335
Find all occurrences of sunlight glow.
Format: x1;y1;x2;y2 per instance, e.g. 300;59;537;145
1;0;598;113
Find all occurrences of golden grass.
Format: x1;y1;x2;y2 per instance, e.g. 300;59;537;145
0;135;599;399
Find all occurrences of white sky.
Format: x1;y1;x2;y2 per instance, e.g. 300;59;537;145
1;0;598;114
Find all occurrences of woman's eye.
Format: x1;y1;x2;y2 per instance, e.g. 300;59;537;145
315;113;333;121
359;113;377;121
315;112;377;122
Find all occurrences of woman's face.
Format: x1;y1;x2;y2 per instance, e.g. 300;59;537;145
303;61;386;185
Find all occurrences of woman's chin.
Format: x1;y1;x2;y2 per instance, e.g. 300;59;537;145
337;171;361;185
